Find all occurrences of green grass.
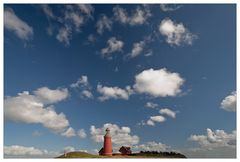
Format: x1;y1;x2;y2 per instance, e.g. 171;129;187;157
56;151;186;158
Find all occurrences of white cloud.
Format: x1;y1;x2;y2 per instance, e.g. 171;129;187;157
70;75;89;88
64;146;75;152
4;88;71;134
71;75;94;99
78;129;87;139
64;11;85;31
113;6;129;24
56;26;72;46
150;115;166;123
4;8;33;41
4;145;59;158
130;6;151;26
41;4;56;20
144;50;153;57
133;68;184;97
77;4;94;17
97;84;133;101
61;127;76;138
130;41;145;58
146;115;166;126
96;14;112;34
220;91;236;112
34;87;69;104
145;102;158;109
113;5;151;26
81;90;93;99
159;108;176;118
159;18;197;46
4;145;47;156
189;128;236;149
42;5;94;46
160;4;182;12
133;141;171;152
64;146;88;153
146;119;155;126
101;37;124;58
90;123;139;146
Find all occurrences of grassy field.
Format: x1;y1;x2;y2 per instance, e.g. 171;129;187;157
56;151;186;158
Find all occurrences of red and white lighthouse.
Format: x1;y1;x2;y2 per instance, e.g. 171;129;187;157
103;128;112;156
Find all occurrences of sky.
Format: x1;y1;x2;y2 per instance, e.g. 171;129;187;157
3;3;236;158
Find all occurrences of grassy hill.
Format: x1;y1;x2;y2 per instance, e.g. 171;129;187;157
56;151;186;158
56;152;100;158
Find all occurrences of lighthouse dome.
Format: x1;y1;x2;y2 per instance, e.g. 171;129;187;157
105;128;111;137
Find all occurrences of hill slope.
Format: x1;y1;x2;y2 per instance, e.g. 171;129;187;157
56;152;100;158
56;151;186;158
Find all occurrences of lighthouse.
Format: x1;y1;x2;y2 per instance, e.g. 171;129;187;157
103;128;112;156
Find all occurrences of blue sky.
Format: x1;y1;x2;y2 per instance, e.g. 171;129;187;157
3;4;236;158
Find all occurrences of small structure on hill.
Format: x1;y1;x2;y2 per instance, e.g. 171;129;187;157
98;148;104;155
119;146;132;155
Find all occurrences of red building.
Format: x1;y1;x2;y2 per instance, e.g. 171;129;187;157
99;128;112;156
119;146;132;155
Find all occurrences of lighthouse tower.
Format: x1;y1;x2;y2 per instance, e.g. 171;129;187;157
103;128;112;156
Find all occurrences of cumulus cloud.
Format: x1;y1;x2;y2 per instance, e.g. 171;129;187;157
220;91;236;112
97;84;133;101
33;87;69;104
4;145;59;158
96;14;112;34
145;102;158;109
4;87;71;134
90;123;139;146
81;90;93;99
159;18;197;46
56;26;72;46
77;4;94;17
113;5;151;26
133;68;184;97
150;115;166;123
160;4;182;12
41;4;56;20
66;13;84;31
130;6;151;25
159;108;176;118
78;129;87;139
129;41;145;58
4;145;47;157
189;128;236;149
41;5;94;46
4;8;33;41
61;127;76;138
64;146;88;153
146;119;155;126
146;116;166;126
71;75;93;99
101;37;124;58
64;146;75;152
113;6;129;24
63;5;92;31
133;141;171;152
70;75;89;88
